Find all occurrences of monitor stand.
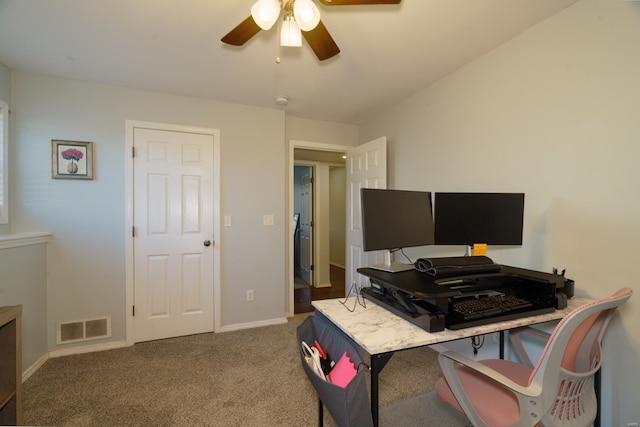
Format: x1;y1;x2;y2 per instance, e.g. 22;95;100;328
369;249;415;273
465;243;487;257
369;263;415;273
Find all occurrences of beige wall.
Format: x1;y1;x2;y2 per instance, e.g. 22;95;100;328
0;61;10;235
3;69;359;370
359;1;640;424
0;242;48;373
0;61;9;102
329;166;346;267
286;115;358;147
5;3;637;422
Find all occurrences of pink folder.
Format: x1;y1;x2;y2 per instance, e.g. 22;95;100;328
327;352;357;388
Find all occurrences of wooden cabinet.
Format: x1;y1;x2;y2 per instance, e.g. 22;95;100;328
0;305;22;426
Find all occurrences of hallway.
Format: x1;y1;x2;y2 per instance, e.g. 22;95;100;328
294;265;345;314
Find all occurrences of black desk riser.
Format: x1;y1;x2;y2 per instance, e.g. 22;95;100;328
358;264;575;332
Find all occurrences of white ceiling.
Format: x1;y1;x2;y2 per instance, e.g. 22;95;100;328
0;0;578;125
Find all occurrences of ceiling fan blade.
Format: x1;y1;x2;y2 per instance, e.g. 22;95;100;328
302;20;340;61
318;0;400;5
221;16;261;46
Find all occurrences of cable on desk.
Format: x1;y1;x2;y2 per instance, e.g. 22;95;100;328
340;281;367;312
397;248;414;265
471;335;485;355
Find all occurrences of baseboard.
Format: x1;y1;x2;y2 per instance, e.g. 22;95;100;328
21;340;128;383
315;282;332;288
48;339;128;358
219;317;288;333
22;352;50;383
330;262;345;269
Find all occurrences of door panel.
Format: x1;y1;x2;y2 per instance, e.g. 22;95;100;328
345;137;387;295
133;127;214;342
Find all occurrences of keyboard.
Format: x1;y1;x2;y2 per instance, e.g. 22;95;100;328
451;294;533;321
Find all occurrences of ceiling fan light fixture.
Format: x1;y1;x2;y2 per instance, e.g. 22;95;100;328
293;0;321;32
280;15;302;47
251;0;281;30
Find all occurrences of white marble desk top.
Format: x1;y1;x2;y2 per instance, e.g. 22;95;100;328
312;297;590;355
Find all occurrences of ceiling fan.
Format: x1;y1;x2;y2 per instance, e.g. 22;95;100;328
221;0;401;61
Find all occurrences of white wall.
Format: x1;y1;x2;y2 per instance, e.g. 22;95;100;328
0;63;48;375
329;167;346;267
0;61;10;235
315;163;331;287
10;71;287;346
0;61;9;102
286;116;358;146
7;70;360;358
0;242;48;371
359;1;640;424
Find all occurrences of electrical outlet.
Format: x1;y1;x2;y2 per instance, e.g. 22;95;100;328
224;215;232;227
246;290;254;302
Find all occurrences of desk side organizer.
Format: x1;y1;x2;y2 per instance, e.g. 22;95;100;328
297;314;373;427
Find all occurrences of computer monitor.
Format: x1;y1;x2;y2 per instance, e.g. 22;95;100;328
433;192;525;251
361;188;435;272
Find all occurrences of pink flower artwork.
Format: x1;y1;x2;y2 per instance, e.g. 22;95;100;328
61;148;84;161
52;140;93;180
60;147;84;174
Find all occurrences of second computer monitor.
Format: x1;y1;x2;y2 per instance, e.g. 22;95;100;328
433;192;525;246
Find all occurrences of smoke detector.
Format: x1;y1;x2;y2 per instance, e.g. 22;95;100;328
275;96;289;106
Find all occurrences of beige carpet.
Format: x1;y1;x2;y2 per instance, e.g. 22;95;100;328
23;313;469;426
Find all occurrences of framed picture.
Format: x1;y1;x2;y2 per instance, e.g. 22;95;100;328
52;140;94;180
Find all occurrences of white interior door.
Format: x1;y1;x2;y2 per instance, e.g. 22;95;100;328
299;168;313;286
345;137;387;295
133;127;215;342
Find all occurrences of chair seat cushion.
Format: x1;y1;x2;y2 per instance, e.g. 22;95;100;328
435;359;533;427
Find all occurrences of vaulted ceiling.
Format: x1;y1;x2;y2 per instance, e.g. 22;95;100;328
0;0;578;124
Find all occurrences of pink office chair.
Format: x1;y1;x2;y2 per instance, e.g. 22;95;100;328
435;287;633;427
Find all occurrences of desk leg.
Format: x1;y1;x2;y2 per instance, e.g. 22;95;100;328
595;369;601;427
370;352;394;427
499;331;505;359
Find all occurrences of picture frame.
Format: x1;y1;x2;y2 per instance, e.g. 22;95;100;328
52;140;94;180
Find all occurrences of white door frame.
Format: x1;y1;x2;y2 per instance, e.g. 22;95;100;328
287;140;350;317
125;120;221;346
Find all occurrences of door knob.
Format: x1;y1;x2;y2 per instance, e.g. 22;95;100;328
204;240;212;247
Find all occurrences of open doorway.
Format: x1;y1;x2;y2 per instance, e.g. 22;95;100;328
293;164;314;288
290;144;348;314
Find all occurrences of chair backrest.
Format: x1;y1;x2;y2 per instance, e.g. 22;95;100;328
528;287;632;425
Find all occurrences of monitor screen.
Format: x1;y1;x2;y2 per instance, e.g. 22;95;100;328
434;192;524;245
361;188;435;252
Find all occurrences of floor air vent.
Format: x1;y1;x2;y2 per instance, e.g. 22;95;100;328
57;317;111;344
